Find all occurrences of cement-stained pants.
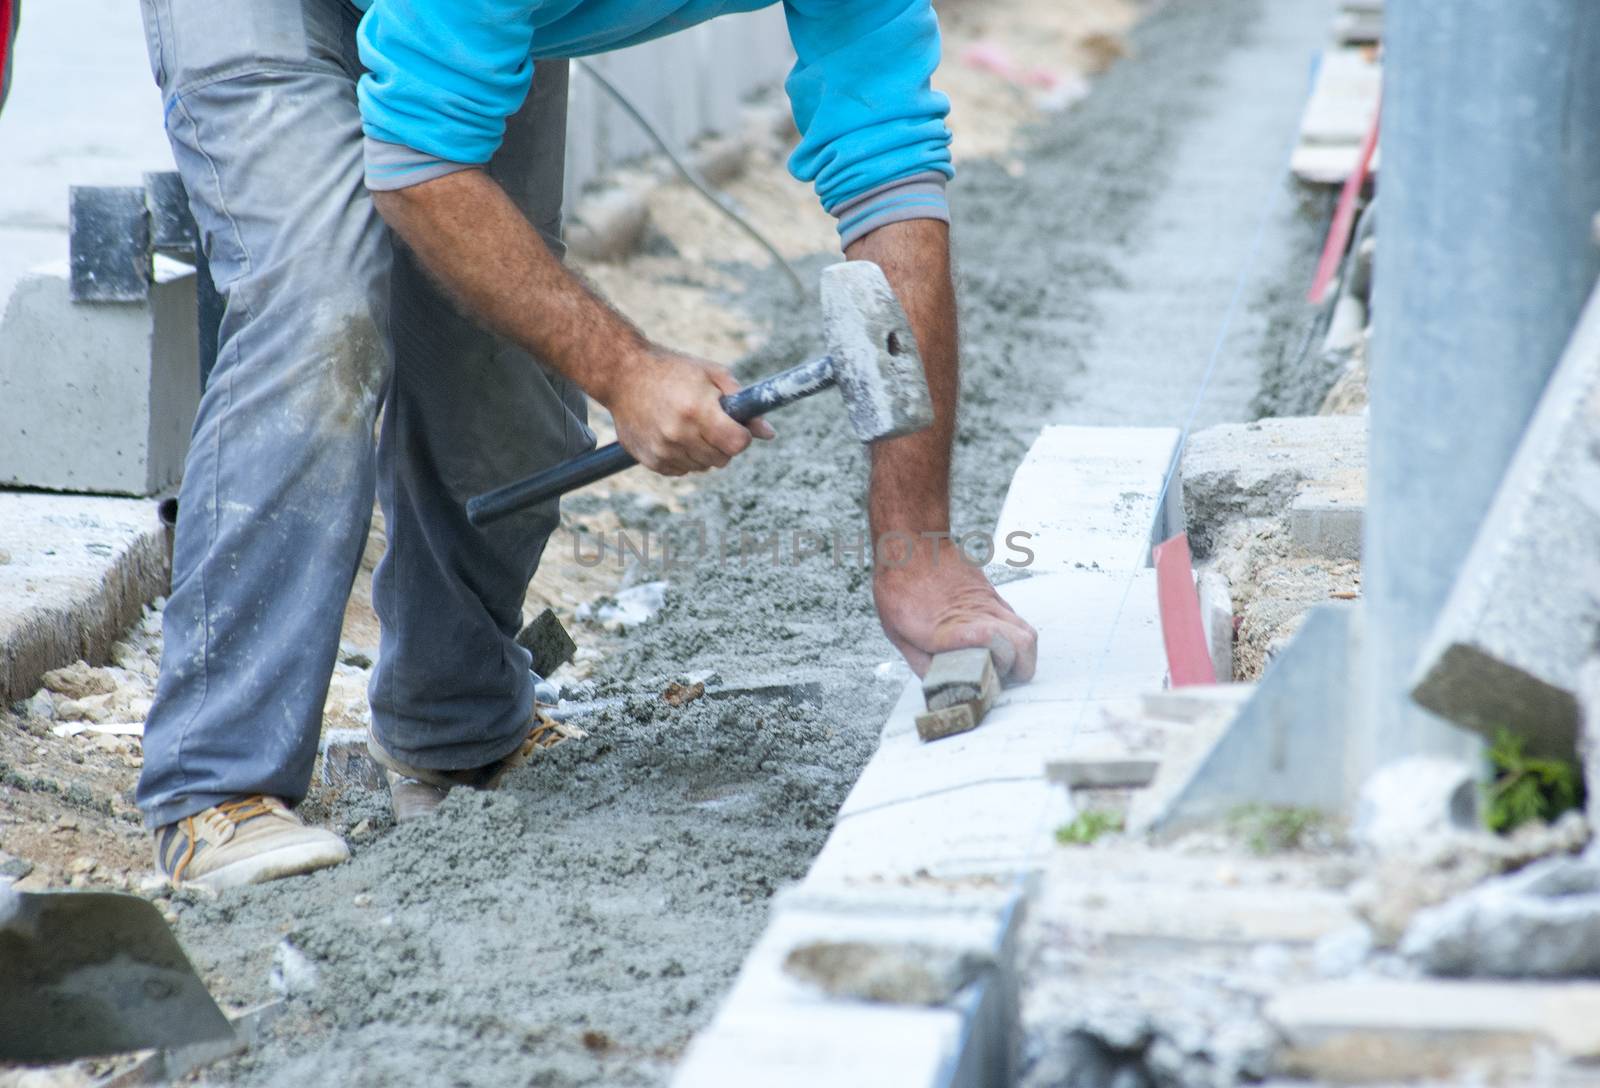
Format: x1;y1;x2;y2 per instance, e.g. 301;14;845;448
134;0;592;829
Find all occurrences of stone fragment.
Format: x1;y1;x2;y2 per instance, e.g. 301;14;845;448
1351;756;1479;855
319;728;384;791
915;648;999;743
1400;855;1600;978
23;690;54;722
1196;570;1234;681
268;939;320;998
55;693;115;723
40;660;116;700
1350;813;1591;944
921;647;996;711
1410;284;1600;758
515;607;577;678
782;939;990;1006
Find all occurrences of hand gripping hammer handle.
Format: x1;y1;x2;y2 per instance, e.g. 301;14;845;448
466;355;834;527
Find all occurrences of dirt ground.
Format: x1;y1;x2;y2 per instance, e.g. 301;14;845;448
2;1;1153;1084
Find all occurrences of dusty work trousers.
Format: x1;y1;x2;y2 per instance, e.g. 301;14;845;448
134;0;592;829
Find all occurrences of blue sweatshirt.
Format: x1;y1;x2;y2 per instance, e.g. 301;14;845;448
353;0;952;246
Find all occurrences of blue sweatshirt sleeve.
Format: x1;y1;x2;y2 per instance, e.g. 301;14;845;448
782;0;954;246
356;0;538;190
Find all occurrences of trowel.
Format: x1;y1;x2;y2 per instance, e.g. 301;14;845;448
0;886;234;1063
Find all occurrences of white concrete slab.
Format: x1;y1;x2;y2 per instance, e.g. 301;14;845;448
995;425;1182;573
0;259;199;495
0;491;168;702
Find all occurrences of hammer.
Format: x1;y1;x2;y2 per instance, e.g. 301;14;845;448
466;261;934;526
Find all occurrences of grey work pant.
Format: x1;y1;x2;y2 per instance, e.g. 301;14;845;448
134;0;592;829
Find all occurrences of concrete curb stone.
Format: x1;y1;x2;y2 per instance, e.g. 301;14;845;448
0;492;170;704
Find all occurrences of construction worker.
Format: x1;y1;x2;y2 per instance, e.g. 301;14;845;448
135;0;1038;889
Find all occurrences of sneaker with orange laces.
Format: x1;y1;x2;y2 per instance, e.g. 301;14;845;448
153;796;350;890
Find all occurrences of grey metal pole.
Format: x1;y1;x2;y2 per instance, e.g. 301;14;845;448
1359;1;1600;778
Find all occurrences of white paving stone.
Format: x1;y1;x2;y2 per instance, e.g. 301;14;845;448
679;437;1175;1085
995;425;1182;574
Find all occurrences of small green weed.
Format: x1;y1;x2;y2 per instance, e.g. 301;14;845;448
1055;810;1124;845
1484;729;1582;833
1227;804;1326;855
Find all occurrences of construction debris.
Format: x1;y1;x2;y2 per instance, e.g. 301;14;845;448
1400;855;1600;979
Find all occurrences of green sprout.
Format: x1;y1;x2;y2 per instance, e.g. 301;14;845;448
1484;729;1583;834
1055;810;1124;845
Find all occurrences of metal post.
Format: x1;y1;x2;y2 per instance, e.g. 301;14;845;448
1359;1;1600;777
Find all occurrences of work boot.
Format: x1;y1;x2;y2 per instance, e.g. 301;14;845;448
153;796;349;890
369;713;585;824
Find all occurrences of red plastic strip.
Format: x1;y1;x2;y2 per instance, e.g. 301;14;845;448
1152;531;1216;687
1307;98;1382;305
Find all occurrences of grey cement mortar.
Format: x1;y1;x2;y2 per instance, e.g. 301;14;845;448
155;0;1332;1083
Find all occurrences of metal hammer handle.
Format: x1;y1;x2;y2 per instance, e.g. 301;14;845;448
466;355;836;527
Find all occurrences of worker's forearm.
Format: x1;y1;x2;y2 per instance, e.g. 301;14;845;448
845;219;958;540
372;169;645;406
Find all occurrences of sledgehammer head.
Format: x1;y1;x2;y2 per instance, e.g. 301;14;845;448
821;262;935;442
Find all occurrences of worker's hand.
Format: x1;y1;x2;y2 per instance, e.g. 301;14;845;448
606;349;774;476
873;537;1038;681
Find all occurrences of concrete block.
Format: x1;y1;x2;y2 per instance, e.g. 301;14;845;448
1268;980;1600;1081
1400;855;1600;979
1298;48;1382;148
1289;482;1364;560
0;492;169;703
0;258;199;495
994;425;1183;573
1132;604;1361;835
675;886;1022;1088
1182;415;1366;555
1197;569;1235;681
1410;282;1600;759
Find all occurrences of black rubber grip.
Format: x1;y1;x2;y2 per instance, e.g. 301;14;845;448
465;354;836;526
466;441;636;526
